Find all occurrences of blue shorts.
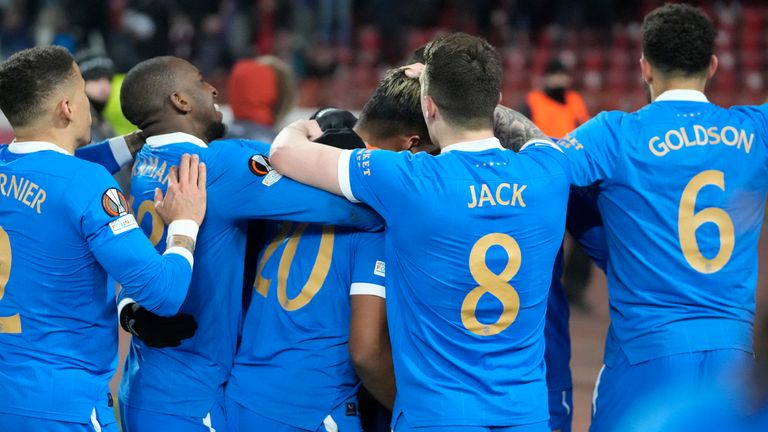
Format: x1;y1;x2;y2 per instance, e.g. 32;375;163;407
547;389;572;432
391;412;549;432
119;398;227;432
225;396;362;432
590;348;753;432
0;408;117;432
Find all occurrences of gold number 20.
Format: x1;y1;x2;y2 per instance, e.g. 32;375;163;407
254;222;335;312
461;233;521;336
0;227;21;333
136;200;165;247
678;170;735;274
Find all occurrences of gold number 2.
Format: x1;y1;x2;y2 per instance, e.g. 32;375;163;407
461;233;521;336
136;200;165;246
254;222;335;312
678;170;735;274
0;227;21;333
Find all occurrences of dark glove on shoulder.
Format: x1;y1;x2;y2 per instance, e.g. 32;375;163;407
310;107;358;131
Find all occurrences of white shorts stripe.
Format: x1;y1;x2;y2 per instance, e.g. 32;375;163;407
202;412;216;432
323;415;339;432
561;390;572;416
592;364;606;416
90;408;102;432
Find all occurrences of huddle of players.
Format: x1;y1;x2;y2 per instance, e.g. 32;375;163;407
0;3;766;432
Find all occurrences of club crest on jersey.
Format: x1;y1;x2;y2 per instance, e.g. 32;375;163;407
102;188;129;217
249;154;283;186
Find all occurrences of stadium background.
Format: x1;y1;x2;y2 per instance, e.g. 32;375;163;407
0;0;766;430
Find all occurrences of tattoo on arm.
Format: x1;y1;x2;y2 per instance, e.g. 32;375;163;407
167;234;196;255
493;105;550;152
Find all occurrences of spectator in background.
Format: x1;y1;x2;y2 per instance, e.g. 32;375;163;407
75;49;117;143
226;55;296;142
523;58;589;138
523;58;593;312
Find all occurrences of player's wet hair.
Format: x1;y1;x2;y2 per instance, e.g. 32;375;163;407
121;56;180;129
641;3;716;77
0;46;76;128
358;67;431;146
422;33;501;130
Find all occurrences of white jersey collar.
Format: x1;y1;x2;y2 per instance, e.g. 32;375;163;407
655;89;709;103
145;132;207;148
441;137;503;153
8;140;72;156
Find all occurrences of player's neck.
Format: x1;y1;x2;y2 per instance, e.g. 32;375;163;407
434;126;495;150
12;127;77;154
650;77;707;101
142;119;207;144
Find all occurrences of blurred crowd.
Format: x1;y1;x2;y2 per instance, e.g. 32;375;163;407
0;1;764;111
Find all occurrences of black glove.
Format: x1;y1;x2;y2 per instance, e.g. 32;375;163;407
310;107;358;131
314;128;366;150
119;302;198;348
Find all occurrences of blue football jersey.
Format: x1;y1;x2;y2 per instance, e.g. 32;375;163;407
75;136;133;175
227;222;386;430
0;142;192;423
338;137;569;427
545;187;607;393
119;132;382;418
558;90;768;365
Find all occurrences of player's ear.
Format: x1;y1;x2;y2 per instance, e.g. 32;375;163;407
57;97;75;123
170;91;192;114
639;56;653;84
403;135;420;151
422;95;437;120
707;55;718;80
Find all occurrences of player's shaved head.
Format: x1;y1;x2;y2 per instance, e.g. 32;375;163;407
422;33;501;130
121;56;184;129
0;46;77;128
358;67;431;148
642;3;715;77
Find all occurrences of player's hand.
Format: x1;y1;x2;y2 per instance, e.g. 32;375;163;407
403;62;424;78
311;107;358;131
154;154;207;225
119;303;197;348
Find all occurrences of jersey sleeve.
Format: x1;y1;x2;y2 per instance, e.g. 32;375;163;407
75;137;133;175
557;111;619;186
349;232;386;298
337;148;411;219
77;169;191;316
566;185;607;271
210;141;383;231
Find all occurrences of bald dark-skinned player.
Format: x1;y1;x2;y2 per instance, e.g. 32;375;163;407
115;56;382;432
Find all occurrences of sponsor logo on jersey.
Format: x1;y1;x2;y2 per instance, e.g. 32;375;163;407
374;260;386;277
102;188;129;217
249;154;283;186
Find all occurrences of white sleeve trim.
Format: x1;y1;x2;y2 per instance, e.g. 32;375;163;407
350;282;385;298
117;297;135;316
337;150;360;203
520;138;564;153
108;136;134;167
164;246;194;268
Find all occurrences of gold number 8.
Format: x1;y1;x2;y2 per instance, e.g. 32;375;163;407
461;233;521;336
0;227;21;333
678;170;735;274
